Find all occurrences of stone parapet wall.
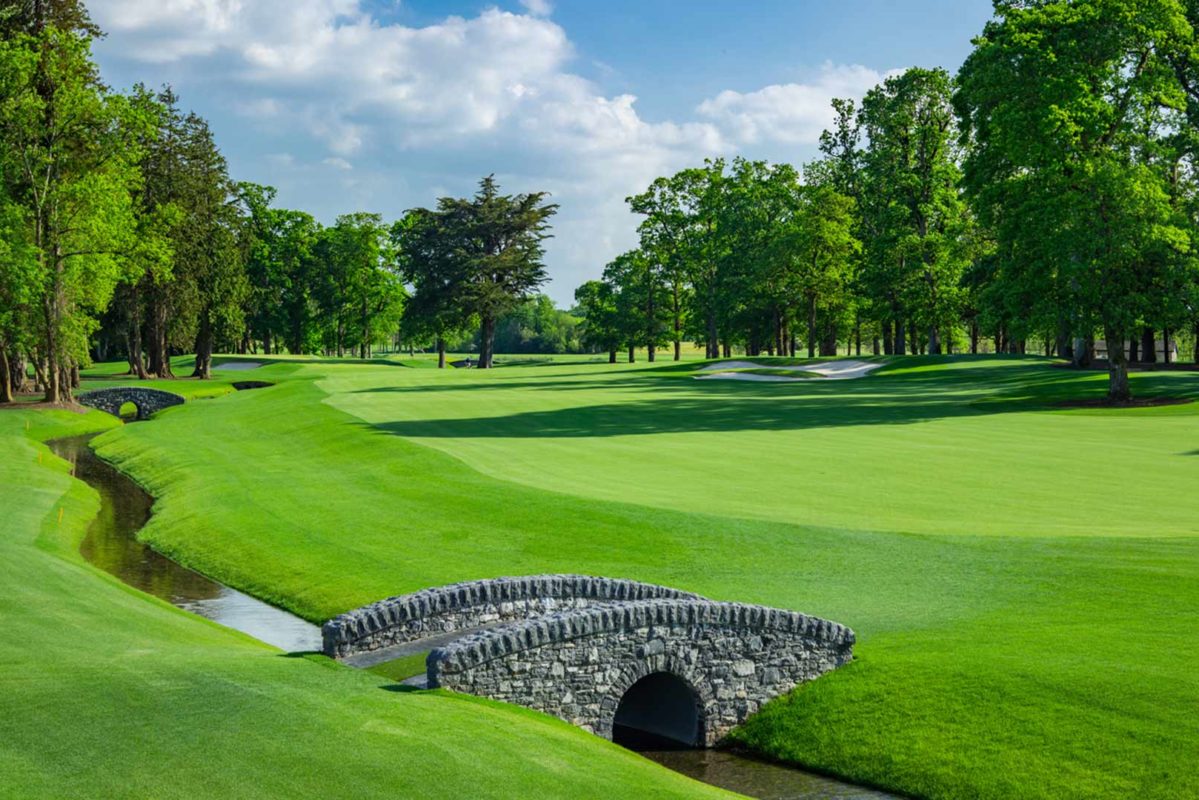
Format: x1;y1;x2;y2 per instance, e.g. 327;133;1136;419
428;599;854;745
77;387;185;420
321;575;705;658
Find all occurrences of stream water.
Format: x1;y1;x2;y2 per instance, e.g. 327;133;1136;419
49;434;321;652
50;431;897;800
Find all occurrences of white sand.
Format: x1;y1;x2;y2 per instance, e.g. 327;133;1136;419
215;361;263;371
697;359;883;382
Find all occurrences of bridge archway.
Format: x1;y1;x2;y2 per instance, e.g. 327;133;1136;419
77;387;184;420
613;671;703;748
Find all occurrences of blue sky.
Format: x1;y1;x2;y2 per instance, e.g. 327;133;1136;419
88;0;994;304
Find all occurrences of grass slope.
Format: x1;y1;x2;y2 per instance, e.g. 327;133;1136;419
85;356;1199;799
0;403;729;799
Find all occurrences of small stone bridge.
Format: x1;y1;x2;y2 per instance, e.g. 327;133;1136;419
77;387;185;420
323;575;854;747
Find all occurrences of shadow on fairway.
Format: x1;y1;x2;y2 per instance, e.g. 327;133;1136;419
363;360;1199;439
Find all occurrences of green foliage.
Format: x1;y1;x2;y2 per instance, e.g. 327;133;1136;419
955;0;1199;397
0;27;149;399
574;279;622;358
396;175;557;367
858;67;970;355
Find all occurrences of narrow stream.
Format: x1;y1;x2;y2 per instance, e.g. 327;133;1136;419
49;434;321;652
50;430;896;800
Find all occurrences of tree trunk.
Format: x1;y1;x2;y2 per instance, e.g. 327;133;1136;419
706;299;718;359
648;343;656;363
1106;325;1130;402
192;310;213;379
148;292;174;378
928;326;941;355
8;352;27;394
1141;326;1156;363
1162;327;1172;364
854;319;862;356
1128;337;1138;363
1071;336;1089;368
1193;321;1199;364
820;319;837;357
608;349;617;364
128;317;148;380
806;295;817;358
723;342;731;358
437;337;446;369
882;320;893;355
970;322;979;354
894;316;906;355
628;345;635;363
0;347;11;404
479;315;496;368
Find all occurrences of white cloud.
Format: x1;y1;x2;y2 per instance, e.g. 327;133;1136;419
88;1;892;301
697;63;894;145
520;0;554;17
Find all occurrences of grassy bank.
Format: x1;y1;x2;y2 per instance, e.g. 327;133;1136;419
83;355;1199;799
0;400;730;799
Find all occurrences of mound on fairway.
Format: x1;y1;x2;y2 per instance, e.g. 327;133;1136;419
698;359;883;381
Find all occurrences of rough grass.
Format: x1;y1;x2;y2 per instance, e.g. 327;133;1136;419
81;354;1199;799
0;400;730;799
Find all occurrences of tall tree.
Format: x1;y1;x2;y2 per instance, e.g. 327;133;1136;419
314;213;402;359
0;26;148;401
858;67;969;356
403;176;556;368
956;0;1195;399
574;279;622;362
395;207;472;368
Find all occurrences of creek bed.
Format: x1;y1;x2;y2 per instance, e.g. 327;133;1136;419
49;434;320;652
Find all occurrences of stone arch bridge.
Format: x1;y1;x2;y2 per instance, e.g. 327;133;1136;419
324;575;854;747
78;387;185;420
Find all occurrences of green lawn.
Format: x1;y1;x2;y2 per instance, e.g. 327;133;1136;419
0;399;730;799
7;354;1199;799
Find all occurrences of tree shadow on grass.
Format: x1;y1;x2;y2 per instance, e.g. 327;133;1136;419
363;361;1199;440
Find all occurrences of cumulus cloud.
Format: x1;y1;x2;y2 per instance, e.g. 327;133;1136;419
87;0;892;300
520;0;554;17
697;63;894;145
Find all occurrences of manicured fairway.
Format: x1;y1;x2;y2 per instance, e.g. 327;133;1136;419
80;355;1199;800
326;355;1199;537
0;404;731;799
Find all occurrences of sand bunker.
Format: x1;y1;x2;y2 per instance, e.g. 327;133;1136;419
215;361;263;371
698;359;883;382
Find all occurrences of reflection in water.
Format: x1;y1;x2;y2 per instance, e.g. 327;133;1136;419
639;747;897;800
50;435;321;652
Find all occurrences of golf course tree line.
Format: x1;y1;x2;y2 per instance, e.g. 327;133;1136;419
577;0;1199;400
0;2;402;402
0;4;561;401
